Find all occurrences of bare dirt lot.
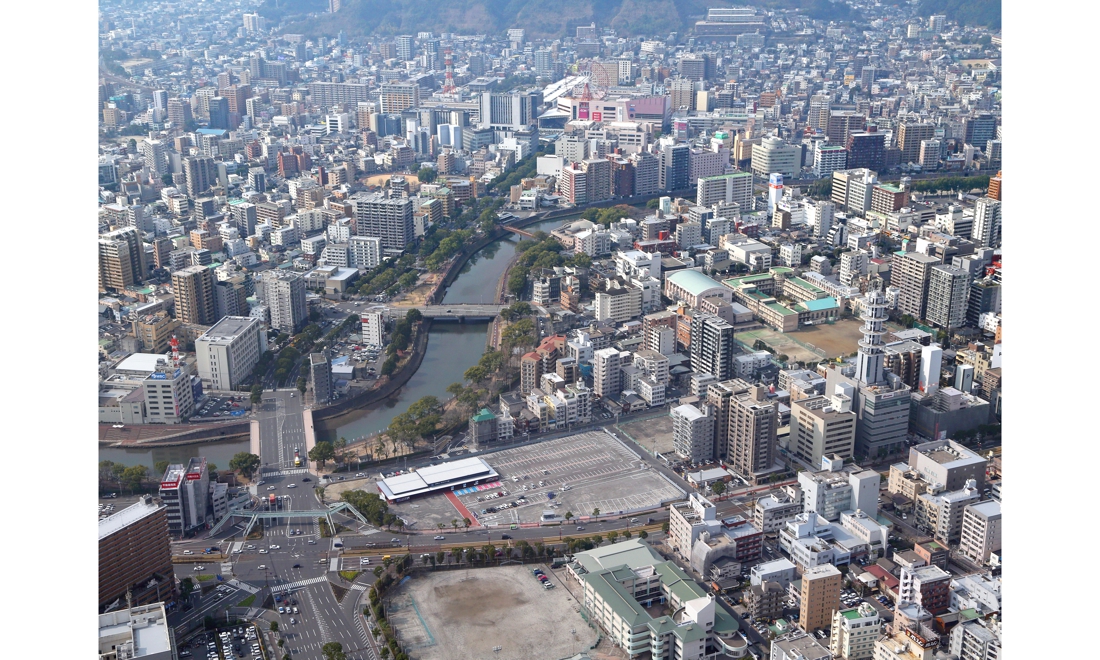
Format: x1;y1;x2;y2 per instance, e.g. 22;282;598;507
386;565;597;660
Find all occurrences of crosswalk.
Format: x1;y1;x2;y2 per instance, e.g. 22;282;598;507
271;576;328;593
264;468;309;476
350;583;369;591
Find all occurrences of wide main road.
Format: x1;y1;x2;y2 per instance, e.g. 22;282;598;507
224;389;379;660
257;390;309;472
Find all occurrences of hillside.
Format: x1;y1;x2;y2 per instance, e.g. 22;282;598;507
264;0;864;40
917;0;1001;29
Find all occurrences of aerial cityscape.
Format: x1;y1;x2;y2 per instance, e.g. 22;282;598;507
96;2;1003;660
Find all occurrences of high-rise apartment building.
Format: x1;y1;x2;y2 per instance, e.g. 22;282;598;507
696;171;753;208
829;604;881;660
892;252;941;320
958;501;1001;564
99;227;147;292
926;265;970;329
690;314;737;381
98;496;174;612
172;265;216;325
630;151;660;195
844;132;886;172
380;82;420;113
672;403;715;463
826;111;866;145
396;35;414;61
351;192;415;250
349;235;383;269
265;271;307;334
593;347;622;401
195;316;265;391
183;156;217;198
897;123;936;165
583;158;612;202
800;564;842;633
728;385;778;479
310;352;333;403
972;197;1001;248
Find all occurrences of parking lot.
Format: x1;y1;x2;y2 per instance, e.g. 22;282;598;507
466;430;682;526
191;394;248;420
183;621;263;660
616;413;677;457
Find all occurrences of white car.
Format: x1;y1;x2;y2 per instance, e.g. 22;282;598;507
259;549;268;554
246;544;256;550
434;535;446;540
258;565;266;570
270;544;280;549
183;550;194;555
287;484;297;489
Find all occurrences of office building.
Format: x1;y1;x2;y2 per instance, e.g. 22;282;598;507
751;136;801;178
898;564;952;615
966;278;1001;327
958;501;1001;564
99;227;147;292
844;132;886;172
727;384;778;480
142;360;195;424
310;352;333;403
593;347;622;401
351;192;415;250
98;602;177;660
672;403;715;463
791;395;857;467
159;458;210;538
195;316;265;391
892;252;940;320
690;314;737;381
800;564;842;632
696;171;753;208
926;266;970;329
171;265;216;325
830;604;881;660
98;496;174;612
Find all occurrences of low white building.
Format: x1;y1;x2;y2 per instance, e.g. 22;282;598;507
98;602;176;660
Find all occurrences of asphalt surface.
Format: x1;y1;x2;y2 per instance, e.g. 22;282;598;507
172;389;379;660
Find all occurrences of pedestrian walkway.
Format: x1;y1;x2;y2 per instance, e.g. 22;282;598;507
270;576;328;593
443;491;478;528
227;579;261;594
350;583;369;591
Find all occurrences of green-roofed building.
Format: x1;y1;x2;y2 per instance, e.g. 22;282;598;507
569;539;745;659
468;407;514;447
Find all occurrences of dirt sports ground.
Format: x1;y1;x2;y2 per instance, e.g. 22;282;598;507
738;318;900;362
385;565;598;660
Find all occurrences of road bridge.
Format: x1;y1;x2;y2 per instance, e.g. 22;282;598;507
385;303;508;321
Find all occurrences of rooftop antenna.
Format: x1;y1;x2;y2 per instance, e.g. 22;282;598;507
169;335;181;367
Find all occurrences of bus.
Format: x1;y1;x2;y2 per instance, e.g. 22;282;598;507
268;494;276;506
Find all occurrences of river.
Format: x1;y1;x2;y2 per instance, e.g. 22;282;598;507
101;214;572;470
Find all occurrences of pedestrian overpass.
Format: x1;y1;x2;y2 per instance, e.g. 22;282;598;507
209;501;373;537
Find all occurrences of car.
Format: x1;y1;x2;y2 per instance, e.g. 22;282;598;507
500;534;512;540
258;549;268;554
434;535;446;540
278;607;285;614
267;486;276;491
576;526;585;531
246;545;255;550
287;484;297;489
360;558;371;565
183;550;194;555
356;473;365;477
258;565;266;570
292;564;301;569
302;477;311;482
307;539;316;545
270;545;280;549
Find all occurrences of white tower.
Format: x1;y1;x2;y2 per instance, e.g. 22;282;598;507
855;284;888;385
